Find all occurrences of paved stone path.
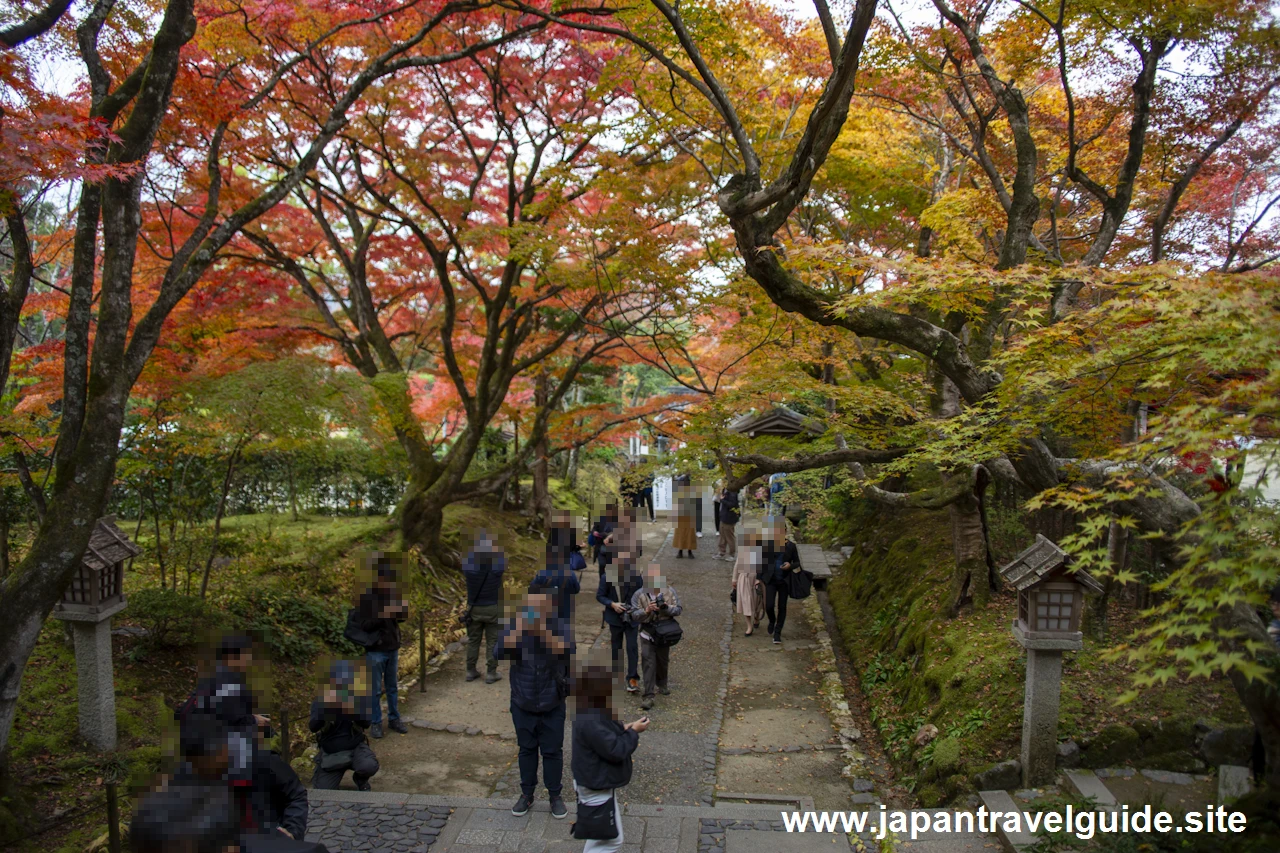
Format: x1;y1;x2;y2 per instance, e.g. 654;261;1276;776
302;503;1002;851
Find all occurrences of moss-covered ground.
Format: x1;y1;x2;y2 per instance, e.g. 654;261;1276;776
824;500;1247;808
6;497;554;852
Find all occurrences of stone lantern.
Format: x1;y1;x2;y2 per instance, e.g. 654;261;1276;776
1000;534;1102;786
51;516;140;751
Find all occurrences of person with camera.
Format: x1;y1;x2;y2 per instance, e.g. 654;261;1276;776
493;591;574;819
628;562;682;711
309;660;379;792
357;559;409;738
571;665;650;852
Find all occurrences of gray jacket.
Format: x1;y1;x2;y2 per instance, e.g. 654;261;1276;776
629;586;682;643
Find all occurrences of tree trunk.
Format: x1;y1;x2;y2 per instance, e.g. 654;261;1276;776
0;502;9;579
287;456;299;522
200;442;243;600
532;372;551;529
948;486;990;614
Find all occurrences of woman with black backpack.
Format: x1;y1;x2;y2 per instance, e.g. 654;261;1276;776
571;665;649;852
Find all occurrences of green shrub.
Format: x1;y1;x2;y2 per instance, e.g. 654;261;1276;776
221;588;362;663
126;588;213;650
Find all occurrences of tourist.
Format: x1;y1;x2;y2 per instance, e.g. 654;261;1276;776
629;562;683;711
731;526;764;636
462;532;506;684
589;503;618;568
177;632;267;785
597;554;644;694
356;556;409;738
571;665;650;853
672;481;697;558
309;660;380;792
759;520;800;645
131;778;329;853
172;711;305;842
493;591;573;819
716;487;740;561
532;542;583;623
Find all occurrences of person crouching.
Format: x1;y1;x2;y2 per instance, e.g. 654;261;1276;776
309;660;379;792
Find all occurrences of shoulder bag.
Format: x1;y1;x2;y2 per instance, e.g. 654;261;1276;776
343;607;379;649
572;794;619;840
650;617;683;647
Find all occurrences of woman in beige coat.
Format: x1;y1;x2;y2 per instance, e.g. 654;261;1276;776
732;527;765;635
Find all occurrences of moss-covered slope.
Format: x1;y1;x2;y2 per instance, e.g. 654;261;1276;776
826;500;1248;806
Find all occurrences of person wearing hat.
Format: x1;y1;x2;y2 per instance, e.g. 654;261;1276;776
357;557;409;738
309;660;379;791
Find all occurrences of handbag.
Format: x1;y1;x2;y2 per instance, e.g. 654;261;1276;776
571;794;619;840
788;568;813;600
730;588;737;605
319;749;354;772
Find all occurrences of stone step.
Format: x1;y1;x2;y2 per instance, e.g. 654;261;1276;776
1062;769;1118;812
977;790;1037;853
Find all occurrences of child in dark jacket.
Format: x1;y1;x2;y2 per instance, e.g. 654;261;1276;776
571;665;649;852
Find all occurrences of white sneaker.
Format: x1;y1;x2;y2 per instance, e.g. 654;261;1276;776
696;531;703;537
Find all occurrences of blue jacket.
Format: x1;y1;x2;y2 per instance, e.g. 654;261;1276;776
597;569;644;628
531;563;582;622
463;550;506;608
493;618;573;713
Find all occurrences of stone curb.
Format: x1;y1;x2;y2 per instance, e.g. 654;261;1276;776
801;595;868;785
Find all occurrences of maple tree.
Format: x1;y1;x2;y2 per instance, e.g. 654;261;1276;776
516;0;1280;785
235;26;697;562
0;0;549;766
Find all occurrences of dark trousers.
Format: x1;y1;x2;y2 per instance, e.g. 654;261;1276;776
640;637;670;699
510;701;565;797
712;501;721;532
631;492;654;521
764;581;790;637
311;742;379;789
694;498;703;533
609;622;639;680
466;603;502;674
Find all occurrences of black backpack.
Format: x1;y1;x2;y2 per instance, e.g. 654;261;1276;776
344;607;379;649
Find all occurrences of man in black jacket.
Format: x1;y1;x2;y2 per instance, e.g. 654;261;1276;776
597;561;644;694
310;660;379;791
358;557;408;738
493;593;573;819
131;777;329;853
173;713;307;842
178;633;266;786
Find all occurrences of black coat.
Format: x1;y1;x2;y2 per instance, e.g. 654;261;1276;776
719;491;741;525
180;666;256;729
358;590;406;652
758;540;799;586
309;700;371;753
571;708;639;791
246;750;308;840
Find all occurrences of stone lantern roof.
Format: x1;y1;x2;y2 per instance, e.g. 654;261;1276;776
1000;534;1103;594
82;516;142;571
